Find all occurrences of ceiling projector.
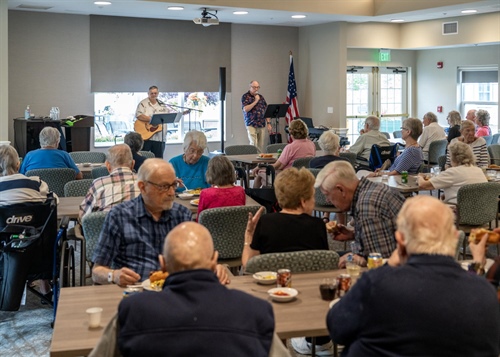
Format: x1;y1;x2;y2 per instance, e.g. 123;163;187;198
194;8;219;26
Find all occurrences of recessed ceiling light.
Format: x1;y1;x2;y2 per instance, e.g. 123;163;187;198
461;9;477;14
391;19;405;23
233;11;248;15
94;1;111;5
291;15;306;19
168;6;184;11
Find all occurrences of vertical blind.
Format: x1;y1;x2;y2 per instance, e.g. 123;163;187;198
90;15;231;93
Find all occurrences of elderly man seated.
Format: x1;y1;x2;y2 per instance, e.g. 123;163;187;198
89;222;289;357
344;116;390;162
19;127;82;179
91;159;229;286
327;196;499;356
79;144;141;219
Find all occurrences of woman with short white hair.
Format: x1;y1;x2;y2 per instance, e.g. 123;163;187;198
419;141;486;204
445;120;488;169
309;130;349;169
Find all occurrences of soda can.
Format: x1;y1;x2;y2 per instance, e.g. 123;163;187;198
367;252;383;269
277;269;292;288
401;171;408;184
338;274;351;297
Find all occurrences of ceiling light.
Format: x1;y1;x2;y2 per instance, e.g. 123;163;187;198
461;9;477;14
291;15;306;19
168;6;184;11
233;11;248;15
391;19;405;23
94;1;112;5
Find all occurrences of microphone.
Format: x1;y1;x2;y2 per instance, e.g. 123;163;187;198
157;99;165;105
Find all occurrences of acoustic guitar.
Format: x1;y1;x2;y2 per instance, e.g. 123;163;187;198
134;120;163;141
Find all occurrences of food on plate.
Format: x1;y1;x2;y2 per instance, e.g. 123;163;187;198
190;198;200;206
149;270;168;289
260;275;275;280
469;228;500;244
258;153;274;158
272;290;290;297
326;220;339;234
422;174;431;181
185;188;202;195
488;164;500;169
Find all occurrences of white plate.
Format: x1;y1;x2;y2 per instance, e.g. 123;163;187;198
190;199;199;206
267;287;298;302
141;279;162;292
184;190;201;196
178;193;194;200
252;271;277;285
329;298;340;309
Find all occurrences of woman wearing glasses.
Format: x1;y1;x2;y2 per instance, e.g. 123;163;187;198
445;119;489;169
169;130;210;192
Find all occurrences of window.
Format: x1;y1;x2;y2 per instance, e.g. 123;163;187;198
346;67;408;143
459;67;498;133
93;92;222;147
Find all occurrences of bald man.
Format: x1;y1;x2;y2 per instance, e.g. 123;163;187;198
116;222;275;356
79;144;140;219
92;159;229;286
327;196;499;356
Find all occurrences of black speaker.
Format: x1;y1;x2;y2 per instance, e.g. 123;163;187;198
219;67;226;101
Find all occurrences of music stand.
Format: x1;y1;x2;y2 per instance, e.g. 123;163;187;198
264;104;289;143
150;112;182;147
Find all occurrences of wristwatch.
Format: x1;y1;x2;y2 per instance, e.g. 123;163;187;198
108;269;115;284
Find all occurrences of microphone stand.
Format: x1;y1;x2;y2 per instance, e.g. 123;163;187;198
164;104;203;132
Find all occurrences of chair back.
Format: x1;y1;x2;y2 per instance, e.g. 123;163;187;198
393;130;403;139
138;151;155;159
64;179;93;197
245;250;340;274
198;206;261;260
266;143;287;153
437;155;447;170
483;136;493;146
69;151;106;163
428;139;448;165
81;211;108;263
91;166;110;179
456;182;500;226
25;168;77;197
487;144;500;164
292;157;314;169
368;144;398;171
339;152;358;168
491;133;500;145
224;145;258;156
381;132;390;139
314;141;321;151
308;168;334;207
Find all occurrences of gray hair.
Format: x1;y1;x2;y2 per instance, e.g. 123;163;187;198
206;155;236;186
183;130;207;152
318;130;340;154
449;141;475;167
314;160;357;192
124;132;144;153
402;118;423;140
0;145;20;176
138;158;173;182
476;109;490;127
447;110;462;126
424;112;438;123
365;116;380;130
106;144;133;168
39;127;60;148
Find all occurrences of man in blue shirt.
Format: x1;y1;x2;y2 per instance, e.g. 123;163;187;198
92;158;229;285
241;80;271;153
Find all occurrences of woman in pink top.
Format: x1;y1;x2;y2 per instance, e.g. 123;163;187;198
252;119;316;188
196;155;245;220
475;109;491;137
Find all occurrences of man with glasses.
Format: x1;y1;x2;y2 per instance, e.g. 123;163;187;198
92;159;230;286
241;80;271;153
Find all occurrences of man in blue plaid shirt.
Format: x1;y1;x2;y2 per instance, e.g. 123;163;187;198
316;160;405;267
92;159;229;286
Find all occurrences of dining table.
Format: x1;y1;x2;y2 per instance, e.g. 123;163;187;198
367;174;421;195
50;269;353;357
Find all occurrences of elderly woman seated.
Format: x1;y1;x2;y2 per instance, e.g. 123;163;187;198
19;127;82;179
418;141;487;204
169;130;210;191
309;130;349;169
124;131;146;172
252;119;315;188
475;109;491;137
446;119;489;169
196;155;245;219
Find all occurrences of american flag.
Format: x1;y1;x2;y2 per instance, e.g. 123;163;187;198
285;54;300;142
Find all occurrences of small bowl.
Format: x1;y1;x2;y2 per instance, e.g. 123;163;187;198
252;271;277;285
267;287;298;302
178;193;194;200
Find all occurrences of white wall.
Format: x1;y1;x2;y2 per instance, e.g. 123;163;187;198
0;1;8;141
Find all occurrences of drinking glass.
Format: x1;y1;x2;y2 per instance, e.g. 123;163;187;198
319;278;338;301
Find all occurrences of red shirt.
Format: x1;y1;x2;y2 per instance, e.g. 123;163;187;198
197;186;246;220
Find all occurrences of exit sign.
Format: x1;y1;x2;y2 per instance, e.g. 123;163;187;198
379;49;391;62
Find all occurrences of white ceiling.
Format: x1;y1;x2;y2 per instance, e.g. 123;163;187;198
8;0;500;27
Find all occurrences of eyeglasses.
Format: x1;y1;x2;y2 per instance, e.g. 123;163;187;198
186;148;204;156
400;127;409;131
251;86;260;89
146;180;179;192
